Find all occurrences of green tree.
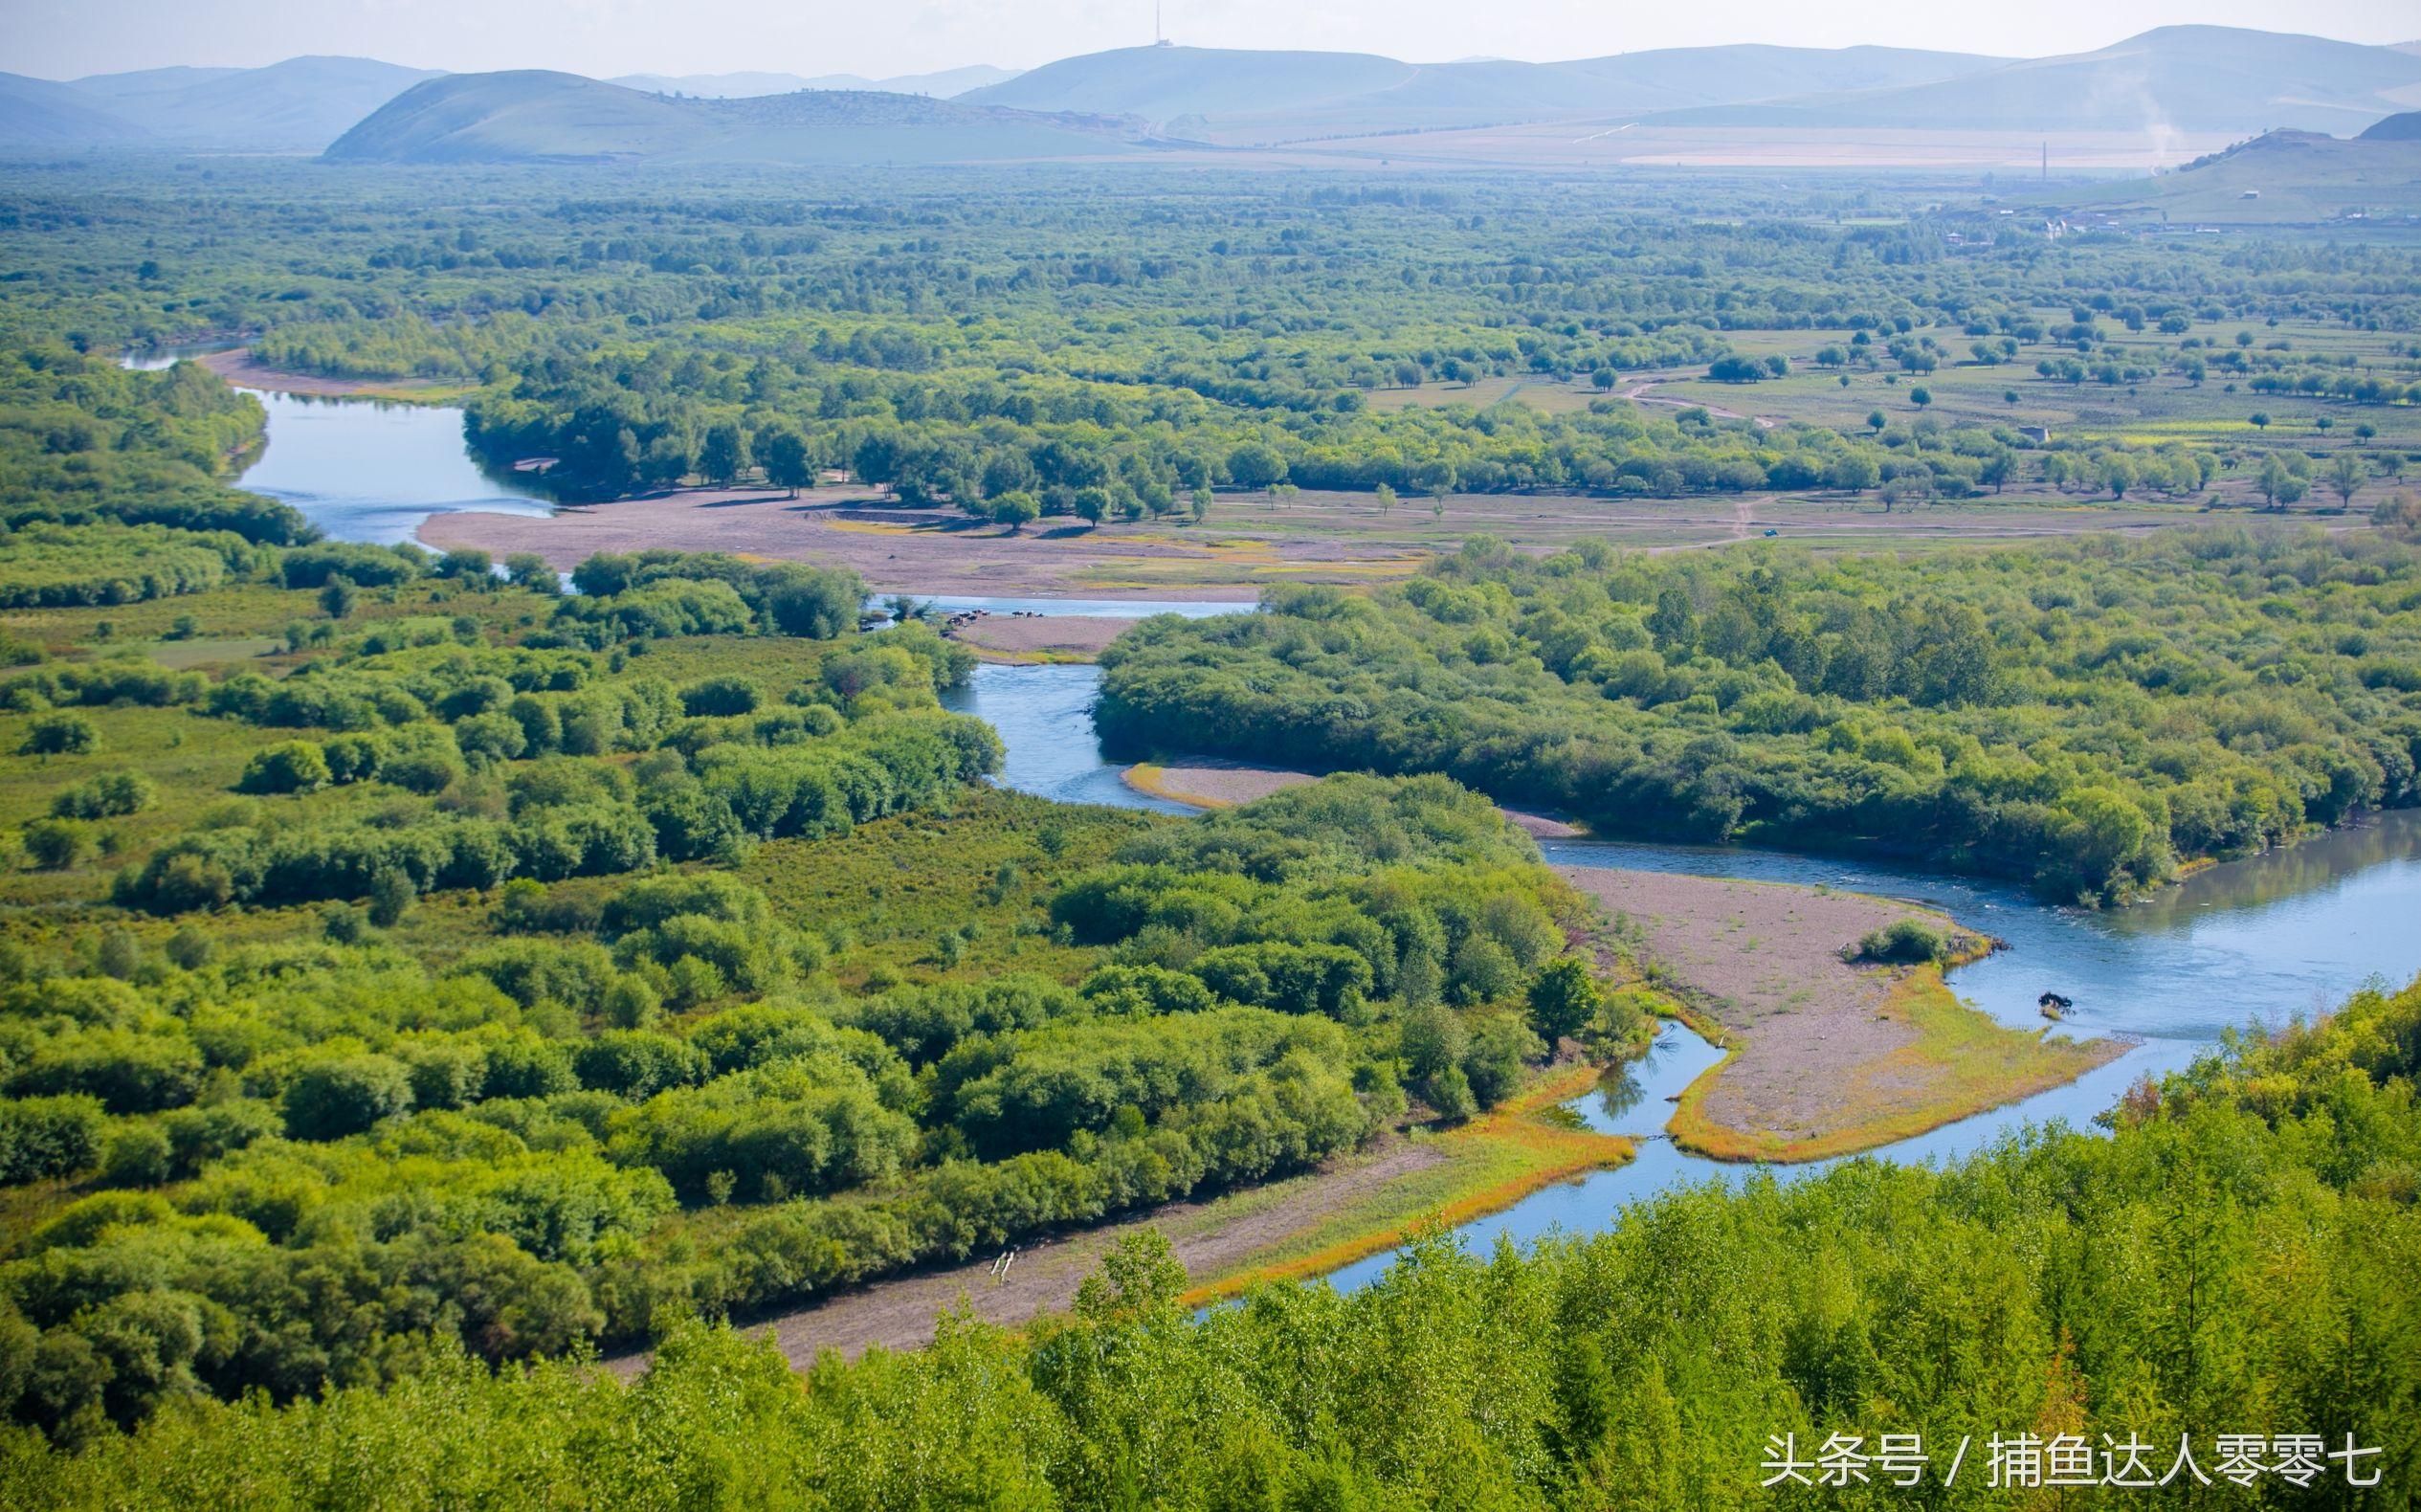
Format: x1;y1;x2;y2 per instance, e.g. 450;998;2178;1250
1525;957;1602;1044
698;422;751;487
758;424;813;497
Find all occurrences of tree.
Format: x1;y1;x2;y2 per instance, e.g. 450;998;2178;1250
504;553;558;591
1908;387;1932;411
366;869;416;929
2249;412;2271;431
698;422;751;487
282;1055;414;1140
1866;410;1887;434
992;492;1041;534
1188;487;1212;524
1374;482;1398;517
1226;442;1287;492
319;576;357;619
759;424;813;497
2256;455;2306;510
1526;958;1602;1044
2327;454;2365;508
1070;488;1107;528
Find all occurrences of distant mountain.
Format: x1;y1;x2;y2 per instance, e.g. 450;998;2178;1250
0;71;154;147
1651;27;2421;136
325;70;1151;166
966;42;2006;143
2361;110;2421;141
65;56;439;150
611;65;1020;100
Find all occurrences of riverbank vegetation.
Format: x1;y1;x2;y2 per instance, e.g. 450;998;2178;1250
1100;529;2421;901
10;966;2415;1504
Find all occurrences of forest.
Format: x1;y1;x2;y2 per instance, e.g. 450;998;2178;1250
1099;529;2421;901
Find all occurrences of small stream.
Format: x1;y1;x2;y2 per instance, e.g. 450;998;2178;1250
138;349;2421;1289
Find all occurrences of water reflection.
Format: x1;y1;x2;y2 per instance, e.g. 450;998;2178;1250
123;347;550;545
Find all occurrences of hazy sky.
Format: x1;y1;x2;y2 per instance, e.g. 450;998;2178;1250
7;0;2416;81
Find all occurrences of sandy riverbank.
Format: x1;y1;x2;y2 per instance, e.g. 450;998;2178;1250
1555;865;2121;1163
199;348;443;398
421;492;1417;598
944;613;1134;662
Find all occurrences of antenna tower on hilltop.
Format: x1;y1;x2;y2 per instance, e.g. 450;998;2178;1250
1155;0;1173;46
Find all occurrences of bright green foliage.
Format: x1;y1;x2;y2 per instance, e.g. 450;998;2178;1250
7;972;2417;1502
1100;530;2421;901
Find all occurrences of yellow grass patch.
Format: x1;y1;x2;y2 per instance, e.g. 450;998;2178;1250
1181;1060;1634;1305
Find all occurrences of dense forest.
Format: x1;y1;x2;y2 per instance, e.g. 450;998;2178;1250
1099;530;2421;901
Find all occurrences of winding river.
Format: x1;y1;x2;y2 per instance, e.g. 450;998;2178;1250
147;359;2421;1290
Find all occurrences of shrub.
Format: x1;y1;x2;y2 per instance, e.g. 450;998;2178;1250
282;1054;415;1140
1848;918;1948;965
21;818;97;871
50;771;157;819
237;741;332;795
0;1094;106;1184
20;712;99;755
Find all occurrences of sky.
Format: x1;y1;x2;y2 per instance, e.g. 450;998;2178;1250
6;0;2416;81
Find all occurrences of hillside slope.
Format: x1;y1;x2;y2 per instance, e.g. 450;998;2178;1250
2060;127;2421;221
1654;27;2421;136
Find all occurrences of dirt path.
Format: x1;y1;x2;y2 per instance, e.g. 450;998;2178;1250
605;1141;1447;1374
1619;375;1781;431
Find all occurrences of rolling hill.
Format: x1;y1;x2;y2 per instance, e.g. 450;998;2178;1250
1650;27;2421;136
324;71;1151;166
2056;125;2421;221
611;66;1020;100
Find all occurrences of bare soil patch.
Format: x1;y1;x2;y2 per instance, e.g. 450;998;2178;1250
419;482;2272;600
945;613;1131;660
199;349;440;397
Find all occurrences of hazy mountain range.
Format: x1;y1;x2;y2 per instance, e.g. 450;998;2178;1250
322;71;1149;166
4;27;2418;163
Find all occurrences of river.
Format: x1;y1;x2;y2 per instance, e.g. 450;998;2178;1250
145;355;2421;1290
